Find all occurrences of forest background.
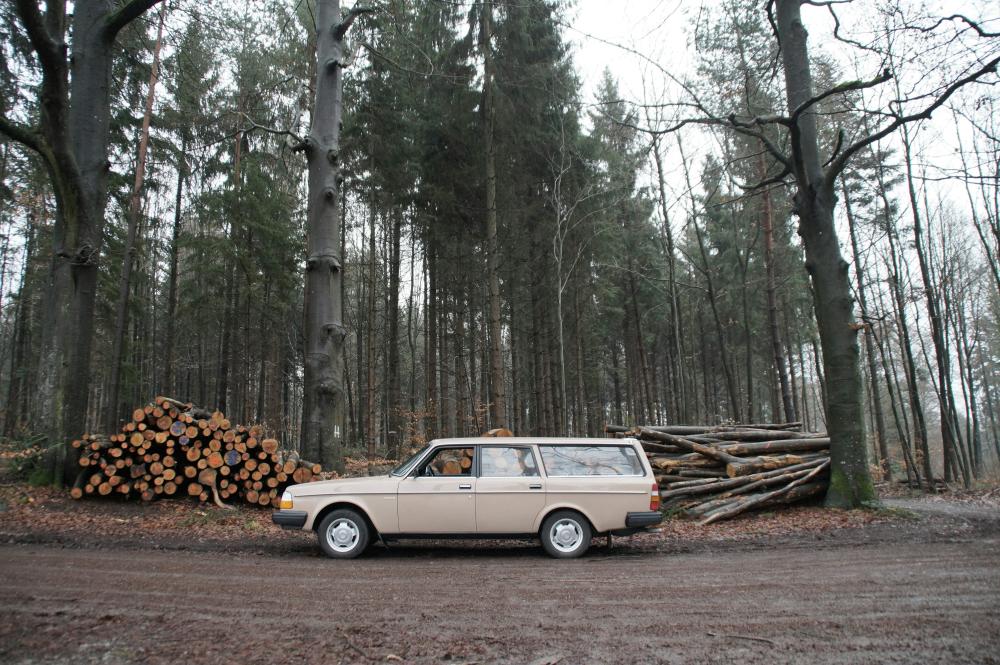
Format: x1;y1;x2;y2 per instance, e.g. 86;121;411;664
1;0;998;494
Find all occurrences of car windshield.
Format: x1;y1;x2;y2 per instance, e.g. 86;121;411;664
390;444;430;476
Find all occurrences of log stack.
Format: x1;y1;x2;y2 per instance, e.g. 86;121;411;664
71;397;323;508
606;423;830;524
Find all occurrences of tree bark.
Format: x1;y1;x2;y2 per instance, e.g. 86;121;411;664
216;130;242;414
426;242;438;439
842;178;891;480
386;207;402;454
678;135;741;422
775;0;873;507
870;284;919;486
106;7;165;432
878;162;933;486
300;0;363;474
480;0;506;429
365;181;377;457
163;132;186;396
899;125;967;487
651;137;686;422
3;200;37;437
759;153;795;423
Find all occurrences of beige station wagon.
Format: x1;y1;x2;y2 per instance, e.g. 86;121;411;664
272;437;662;559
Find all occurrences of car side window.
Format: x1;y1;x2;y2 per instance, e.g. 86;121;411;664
539;445;645;476
421;447;474;476
480;446;539;477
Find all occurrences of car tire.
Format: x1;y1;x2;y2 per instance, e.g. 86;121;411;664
540;510;592;559
317;509;371;559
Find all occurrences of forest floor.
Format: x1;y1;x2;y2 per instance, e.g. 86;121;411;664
0;481;997;664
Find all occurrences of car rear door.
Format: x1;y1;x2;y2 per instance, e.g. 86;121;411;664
475;444;545;534
396;446;477;533
538;444;649;532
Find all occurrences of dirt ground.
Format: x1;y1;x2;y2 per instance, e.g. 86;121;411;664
0;484;998;664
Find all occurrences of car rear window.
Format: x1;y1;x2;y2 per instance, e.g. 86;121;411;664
539;445;645;477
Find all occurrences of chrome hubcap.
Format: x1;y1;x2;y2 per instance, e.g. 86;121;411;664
550;518;583;552
326;518;359;552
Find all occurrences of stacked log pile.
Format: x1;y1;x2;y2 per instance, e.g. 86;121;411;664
606;423;830;524
71;397;322;508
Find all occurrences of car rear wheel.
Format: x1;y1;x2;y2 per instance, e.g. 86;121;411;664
540;510;591;559
317;509;370;559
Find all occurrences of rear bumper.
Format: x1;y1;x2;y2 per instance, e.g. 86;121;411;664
272;510;308;530
625;511;663;528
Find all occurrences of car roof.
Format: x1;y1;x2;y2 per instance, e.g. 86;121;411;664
427;437;639;447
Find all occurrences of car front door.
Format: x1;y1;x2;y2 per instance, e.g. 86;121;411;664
475;445;545;533
396;446;477;533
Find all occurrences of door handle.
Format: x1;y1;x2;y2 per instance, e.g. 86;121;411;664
529;484;542;490
458;484;472;490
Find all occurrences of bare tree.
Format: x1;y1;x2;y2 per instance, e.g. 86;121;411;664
106;6;167;433
299;1;370;473
631;1;998;505
1;0;167;482
480;0;507;430
546;114;606;435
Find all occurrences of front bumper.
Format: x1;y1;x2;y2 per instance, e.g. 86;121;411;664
625;511;664;528
272;510;308;530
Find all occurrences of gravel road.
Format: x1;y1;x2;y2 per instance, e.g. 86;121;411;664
1;525;998;665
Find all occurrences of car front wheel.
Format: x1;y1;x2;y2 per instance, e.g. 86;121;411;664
317;509;370;559
540;510;591;559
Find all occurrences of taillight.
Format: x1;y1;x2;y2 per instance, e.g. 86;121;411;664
650;483;660;510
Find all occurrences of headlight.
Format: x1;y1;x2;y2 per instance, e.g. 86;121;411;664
279;490;294;510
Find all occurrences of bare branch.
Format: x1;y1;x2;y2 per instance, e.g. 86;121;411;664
553;18;717;116
790;69;893;120
826;55;1000;183
765;0;780;49
823;129;845;167
735;167;791;193
238;113;308;152
723;120;793;171
0;115;49;157
723;69;893;131
916;14;1000;38
105;0;167;40
14;0;62;73
334;5;374;40
360;42;437;77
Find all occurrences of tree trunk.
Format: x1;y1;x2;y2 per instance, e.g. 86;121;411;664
899;125;967;487
164;132;187;396
365;184;377;457
426;242;438;439
678;136;741;421
842;178;891;480
301;0;361;474
386;207;402;455
480;0;506;429
775;0;873;507
651;137;685;422
573;286;587;436
3;0;165;483
216;134;239;414
870;285;919;486
106;7;165;432
61;0;151;482
759;153;795;423
879;163;933;486
4;202;36;437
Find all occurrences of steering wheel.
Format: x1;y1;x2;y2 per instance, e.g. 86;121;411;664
424;465;437;477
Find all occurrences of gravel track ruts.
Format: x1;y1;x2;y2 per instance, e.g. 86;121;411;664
1;523;998;665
